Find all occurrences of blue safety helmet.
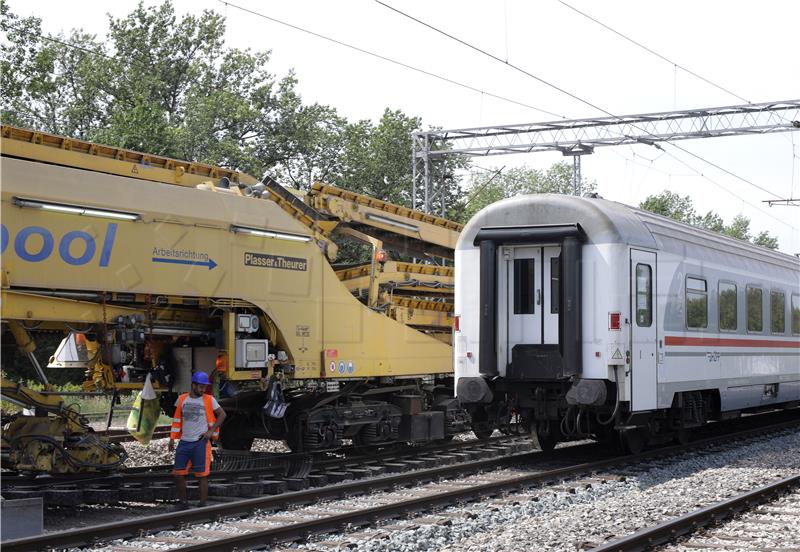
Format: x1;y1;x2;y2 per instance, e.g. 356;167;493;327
191;372;211;385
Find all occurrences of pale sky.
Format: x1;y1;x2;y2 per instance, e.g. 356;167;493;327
9;0;800;253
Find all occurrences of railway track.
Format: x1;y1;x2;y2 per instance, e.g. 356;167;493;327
4;413;798;552
1;434;536;507
590;474;800;552
99;427;171;443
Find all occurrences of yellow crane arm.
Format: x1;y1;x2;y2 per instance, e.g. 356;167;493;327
308;182;463;260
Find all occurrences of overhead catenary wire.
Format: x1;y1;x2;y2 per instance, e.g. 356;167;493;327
218;1;563;119
657;147;795;228
554;0;799;147
462;165;506;206
374;0;609;117
555;0;750;104
374;1;792;206
8;5;795;232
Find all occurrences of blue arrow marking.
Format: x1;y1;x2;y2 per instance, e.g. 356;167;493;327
152;257;217;270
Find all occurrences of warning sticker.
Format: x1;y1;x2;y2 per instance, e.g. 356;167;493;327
611;349;623;360
329;361;336;373
347;361;354;374
338;361;346;374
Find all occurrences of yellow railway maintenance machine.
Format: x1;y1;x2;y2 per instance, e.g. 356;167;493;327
0;125;465;471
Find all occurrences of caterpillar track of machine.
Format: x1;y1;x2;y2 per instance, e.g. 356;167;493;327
0;125;465;472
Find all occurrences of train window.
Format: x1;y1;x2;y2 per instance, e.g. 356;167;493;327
718;282;737;331
686;277;707;329
770;291;786;334
513;258;535;314
792;294;800;335
746;286;763;332
635;264;652;327
550;257;560;314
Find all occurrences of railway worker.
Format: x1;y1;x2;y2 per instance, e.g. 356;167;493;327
168;371;226;509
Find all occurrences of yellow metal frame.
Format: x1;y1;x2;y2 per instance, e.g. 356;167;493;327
308;183;462;258
336;261;454;297
309;182;463;233
1;124;257;188
1;126;463;390
0;124;338;258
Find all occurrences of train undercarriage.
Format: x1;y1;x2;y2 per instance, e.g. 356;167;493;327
216;377;468;452
465;380;798;454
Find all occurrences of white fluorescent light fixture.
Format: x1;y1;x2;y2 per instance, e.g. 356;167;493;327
230;225;312;242
364;213;419;232
13;197;141;221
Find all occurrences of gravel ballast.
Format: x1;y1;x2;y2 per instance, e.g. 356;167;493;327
296;429;800;552
121;437;290;468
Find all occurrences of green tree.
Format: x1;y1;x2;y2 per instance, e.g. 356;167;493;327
723;214;751;241
456;162;595;221
333;109;421;204
697;211;725;233
753;231;779;250
639;190;698;225
0;0;344;181
639;191;779;250
2;1;461;203
1;1;106;136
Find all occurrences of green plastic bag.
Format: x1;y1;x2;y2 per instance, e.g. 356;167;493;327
126;373;160;445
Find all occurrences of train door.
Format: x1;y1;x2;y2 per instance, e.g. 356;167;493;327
630;249;657;410
497;246;542;369
543;247;561;344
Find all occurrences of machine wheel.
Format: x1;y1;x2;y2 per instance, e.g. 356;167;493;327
354;421;394;447
219;415;254;451
285;415;306;453
472;424;494;439
534;422;560;452
674;427;690;446
620;428;648;454
469;408;494;440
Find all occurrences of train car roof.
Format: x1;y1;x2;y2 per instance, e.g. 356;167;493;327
458;194;799;273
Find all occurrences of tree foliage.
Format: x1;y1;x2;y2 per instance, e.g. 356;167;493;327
455;163;595;221
2;1;302;176
0;1;409;197
639;191;779;249
334;110;421;204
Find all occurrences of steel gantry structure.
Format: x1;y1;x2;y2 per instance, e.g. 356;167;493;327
412;99;800;214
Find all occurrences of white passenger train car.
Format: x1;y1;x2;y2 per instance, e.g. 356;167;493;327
454;194;799;451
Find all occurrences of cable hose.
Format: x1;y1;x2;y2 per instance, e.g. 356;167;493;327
559;405;576;437
64;322;94;333
596;365;622;426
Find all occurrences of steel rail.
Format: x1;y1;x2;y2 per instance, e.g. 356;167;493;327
1;434;530;491
1;447;551;551
4;417;798;552
122;421;800;552
102;427;171;443
177;463;619;551
589;473;800;552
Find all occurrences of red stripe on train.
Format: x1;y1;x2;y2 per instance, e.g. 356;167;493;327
664;336;800;348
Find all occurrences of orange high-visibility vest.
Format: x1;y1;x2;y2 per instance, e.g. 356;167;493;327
170;393;219;441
